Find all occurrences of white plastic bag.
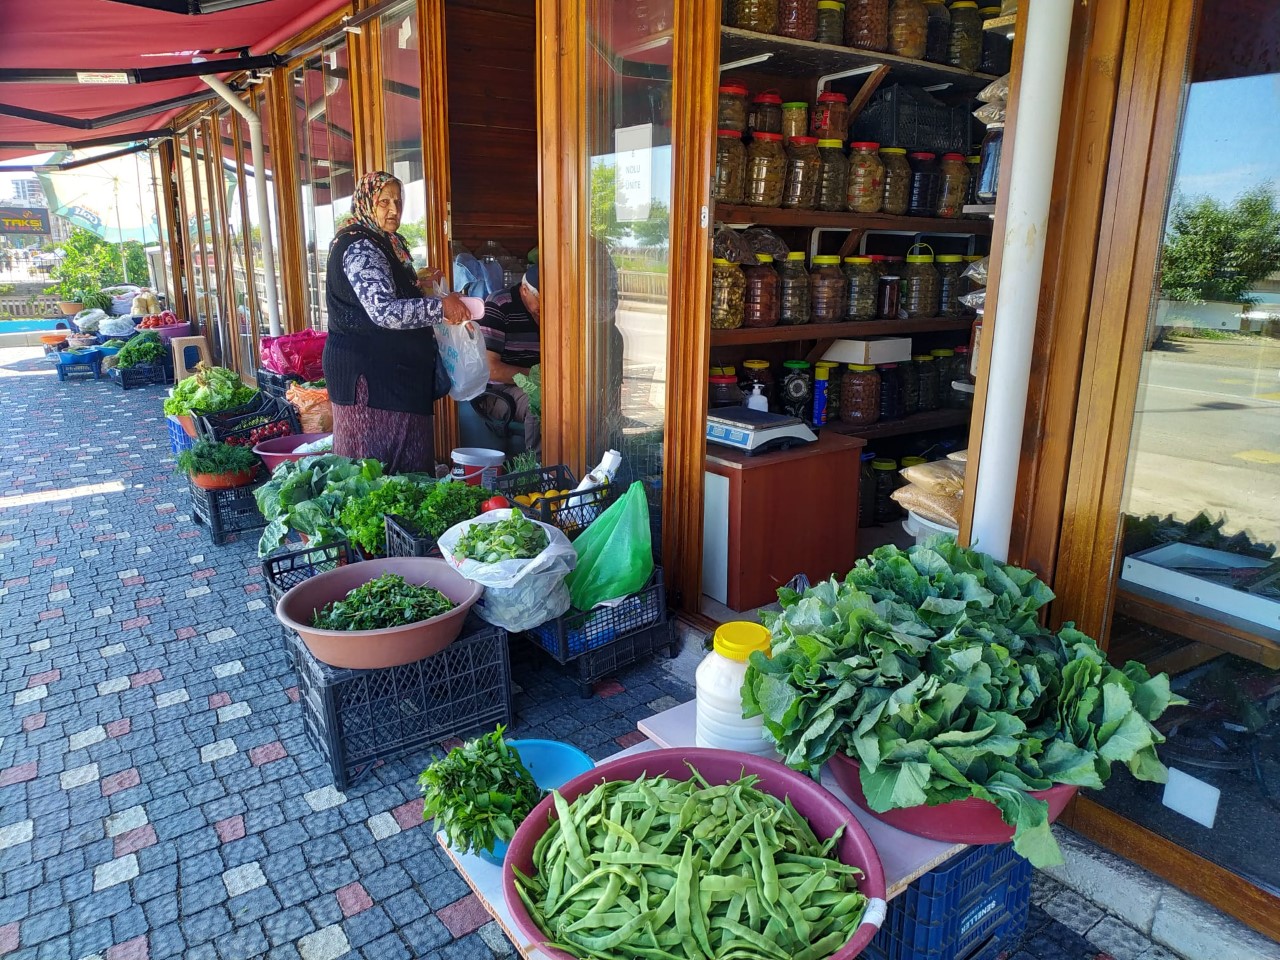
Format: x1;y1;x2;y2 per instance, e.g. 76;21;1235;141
437;509;578;631
434;320;490;402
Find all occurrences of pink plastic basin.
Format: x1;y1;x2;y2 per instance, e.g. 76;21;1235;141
828;752;1078;844
252;433;331;471
502;747;887;960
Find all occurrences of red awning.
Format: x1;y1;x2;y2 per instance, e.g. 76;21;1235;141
0;0;351;162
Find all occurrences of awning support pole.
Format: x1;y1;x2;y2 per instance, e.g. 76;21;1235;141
967;0;1073;561
202;75;282;337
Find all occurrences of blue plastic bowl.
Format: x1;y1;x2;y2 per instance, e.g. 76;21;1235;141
478;739;595;865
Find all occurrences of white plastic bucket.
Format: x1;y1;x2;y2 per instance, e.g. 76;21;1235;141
450;447;504;487
902;509;958;546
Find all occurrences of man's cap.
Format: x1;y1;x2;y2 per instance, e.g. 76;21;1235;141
523;264;539;293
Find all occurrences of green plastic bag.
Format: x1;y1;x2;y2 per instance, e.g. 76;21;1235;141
566;481;654;611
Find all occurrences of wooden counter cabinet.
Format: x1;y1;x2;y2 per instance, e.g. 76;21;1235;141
702;432;866;611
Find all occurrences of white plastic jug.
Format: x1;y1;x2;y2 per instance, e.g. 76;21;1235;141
695;621;775;756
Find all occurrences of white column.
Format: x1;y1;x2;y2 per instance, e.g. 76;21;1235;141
968;0;1075;561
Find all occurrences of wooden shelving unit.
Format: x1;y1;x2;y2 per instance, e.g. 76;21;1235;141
711;317;974;346
714;204;995;235
824;407;971;440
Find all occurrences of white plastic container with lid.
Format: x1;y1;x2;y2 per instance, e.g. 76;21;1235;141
695;621;775;756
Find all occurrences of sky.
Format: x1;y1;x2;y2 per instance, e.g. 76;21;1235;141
1170;73;1280;204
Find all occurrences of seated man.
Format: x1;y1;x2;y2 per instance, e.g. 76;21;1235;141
478;264;541;455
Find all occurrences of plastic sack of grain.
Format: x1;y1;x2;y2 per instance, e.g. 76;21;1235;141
900;459;966;498
891;483;963;527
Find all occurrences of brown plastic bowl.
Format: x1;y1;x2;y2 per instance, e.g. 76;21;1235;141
253;432;331;471
275;557;482;669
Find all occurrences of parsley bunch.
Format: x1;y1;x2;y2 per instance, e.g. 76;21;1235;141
311;573;454;631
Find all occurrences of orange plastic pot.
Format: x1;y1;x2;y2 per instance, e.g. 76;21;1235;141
189;468;256;490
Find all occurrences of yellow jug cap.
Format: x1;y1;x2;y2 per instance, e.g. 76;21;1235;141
713;621;771;662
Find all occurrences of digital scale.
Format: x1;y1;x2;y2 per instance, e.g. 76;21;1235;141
706;407;818;455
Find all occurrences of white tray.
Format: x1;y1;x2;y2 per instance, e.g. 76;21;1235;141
1120;542;1279;631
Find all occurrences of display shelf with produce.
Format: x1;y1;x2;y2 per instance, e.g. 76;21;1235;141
715;204;994;235
711;316;973;346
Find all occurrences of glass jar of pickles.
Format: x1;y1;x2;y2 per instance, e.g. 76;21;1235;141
809;255;845;323
817;139;849;212
815;360;843;421
842;256;878;320
913;353;940;410
846;141;885;213
816;0;845;43
898;356;919;414
877;363;904;420
923;0;950;62
980;6;1013;74
976;124;1004;203
778;0;818;39
947;1;983;71
879;146;911;215
840;364;880;425
888;0;928;59
782;136;822;210
907;151;941;216
873;457;900;522
735;0;780;32
936;152;970;218
748;90;784;135
744;253;781;327
845;0;889;51
745;132;787;206
936;254;966;317
714;130;747;204
778;252;811;325
717;82;750;133
902;245;940;317
810;91;850;141
711;258;746;329
781;101;809;140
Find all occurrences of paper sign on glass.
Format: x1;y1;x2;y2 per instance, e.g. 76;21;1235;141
614;124;654;223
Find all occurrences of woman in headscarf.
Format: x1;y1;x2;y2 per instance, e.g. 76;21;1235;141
322;170;476;474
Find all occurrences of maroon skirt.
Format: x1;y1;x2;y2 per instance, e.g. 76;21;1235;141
330;377;435;475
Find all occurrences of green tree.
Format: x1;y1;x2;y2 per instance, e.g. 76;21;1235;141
589;163;628;244
46;226;148;299
1161;185;1280;304
628;201;670;248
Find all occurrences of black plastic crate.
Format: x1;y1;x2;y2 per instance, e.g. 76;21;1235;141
198;395;300;446
187;473;267;545
495;464;620;540
111;360;171;390
256;366;303;399
384;514;439;559
262;540;361;606
526;567;668;661
289;618;512;790
850;84;974;155
864;843;1032;960
563;617;677;698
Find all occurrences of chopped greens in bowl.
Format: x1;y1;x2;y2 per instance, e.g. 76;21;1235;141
311;573;454;631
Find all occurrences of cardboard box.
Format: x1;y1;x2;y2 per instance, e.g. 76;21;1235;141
821;337;913;365
1120;543;1280;632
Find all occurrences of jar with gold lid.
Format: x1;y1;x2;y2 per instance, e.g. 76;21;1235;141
842;256;877;320
888;0;927;59
735;0;780;32
711;258;746;329
879;146;911;215
947;0;983;71
846;141;885;214
743;253;781;327
809;255;845;324
936;152;970;218
817;139;849;212
901;244;940;318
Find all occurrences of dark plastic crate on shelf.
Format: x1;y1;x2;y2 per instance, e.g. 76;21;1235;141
187;473;267;545
495;464;620;540
262;539;361;606
850;84;974;156
167;415;196;455
110;360;169;389
198;395;300;446
289;617;512;790
256;366;303;399
526;567;668;661
864;842;1033;960
384;514;438;558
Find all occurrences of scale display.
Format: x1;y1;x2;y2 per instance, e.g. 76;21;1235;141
706;407;818;455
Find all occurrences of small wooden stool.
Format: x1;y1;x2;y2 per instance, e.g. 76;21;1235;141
170;335;212;382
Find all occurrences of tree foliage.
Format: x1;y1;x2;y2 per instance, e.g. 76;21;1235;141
1161;185;1280;304
46;226;148;299
590;162;670;248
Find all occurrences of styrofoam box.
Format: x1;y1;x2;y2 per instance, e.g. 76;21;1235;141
1120;542;1280;631
822;337;913;365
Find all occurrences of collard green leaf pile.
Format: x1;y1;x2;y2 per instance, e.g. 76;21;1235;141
453;509;549;563
254;455;386;555
742;539;1184;866
311;573;453;631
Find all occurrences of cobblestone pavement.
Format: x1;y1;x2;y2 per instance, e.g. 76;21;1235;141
0;346;1177;960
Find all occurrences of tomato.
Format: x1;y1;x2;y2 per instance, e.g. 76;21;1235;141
481;496;510;512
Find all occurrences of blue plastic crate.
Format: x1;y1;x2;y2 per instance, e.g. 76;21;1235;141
167;415;196;455
525;568;666;661
864;842;1032;960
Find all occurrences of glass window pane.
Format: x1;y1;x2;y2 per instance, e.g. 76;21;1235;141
381;2;429;270
1103;6;1280;895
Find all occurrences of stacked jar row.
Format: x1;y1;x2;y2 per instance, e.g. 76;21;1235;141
718;85;856;142
711;252;977;328
838;346;971;426
728;0;1012;75
715;131;973;218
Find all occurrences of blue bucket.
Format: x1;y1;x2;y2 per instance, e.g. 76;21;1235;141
477;739;595;865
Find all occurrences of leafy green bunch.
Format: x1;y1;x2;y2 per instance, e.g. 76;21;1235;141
338;477;439;554
419;726;542;856
114;332;165;369
453;509;548;563
743;538;1184;867
254;455;385;556
162;365;257;417
513;363;541;419
312;573;453;631
174;439;257;477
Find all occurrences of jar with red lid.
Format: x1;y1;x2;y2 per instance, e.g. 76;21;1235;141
734;0;780;32
936;152;970;218
714;130;747;204
845;0;889;51
810;91;850;141
743;253;781;327
906;151;941;216
709;374;745;408
745;132;787;206
778;0;818;39
782;137;822;209
748;90;784;135
718;82;750;133
846;141;885;213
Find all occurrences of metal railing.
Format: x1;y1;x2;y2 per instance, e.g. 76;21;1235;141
0;294;61;318
616;269;669;303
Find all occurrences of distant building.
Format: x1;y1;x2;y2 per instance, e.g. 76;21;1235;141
10;178;46;207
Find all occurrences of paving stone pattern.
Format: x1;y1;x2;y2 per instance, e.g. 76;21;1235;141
0;346;1173;959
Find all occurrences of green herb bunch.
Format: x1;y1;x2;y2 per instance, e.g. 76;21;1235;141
419;726;542;856
114;331;165;369
175;439;257;477
417;482;499;538
453;509;549;563
743;538;1185;867
338;478;437;554
311;573;453;631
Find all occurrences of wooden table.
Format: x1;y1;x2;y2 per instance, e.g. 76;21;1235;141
438;702;968;959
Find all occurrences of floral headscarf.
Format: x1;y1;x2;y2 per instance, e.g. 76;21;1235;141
335;171;415;269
